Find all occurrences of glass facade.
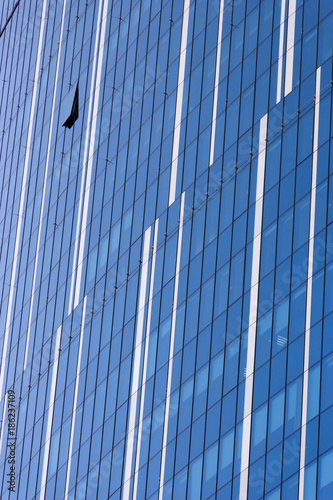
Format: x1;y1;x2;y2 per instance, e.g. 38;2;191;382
0;0;332;498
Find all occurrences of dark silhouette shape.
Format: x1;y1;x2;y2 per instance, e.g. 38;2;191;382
63;84;79;129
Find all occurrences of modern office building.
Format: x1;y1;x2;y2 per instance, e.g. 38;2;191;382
0;0;332;498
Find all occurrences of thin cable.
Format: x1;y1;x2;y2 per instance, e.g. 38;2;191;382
0;0;22;39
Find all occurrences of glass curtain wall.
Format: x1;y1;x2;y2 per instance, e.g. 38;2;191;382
0;0;332;499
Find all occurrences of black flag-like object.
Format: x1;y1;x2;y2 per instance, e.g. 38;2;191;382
63;84;79;129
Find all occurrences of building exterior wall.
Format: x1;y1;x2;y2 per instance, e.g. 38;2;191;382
0;0;332;498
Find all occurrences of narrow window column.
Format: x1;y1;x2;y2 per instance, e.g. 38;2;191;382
122;226;152;500
24;0;68;371
239;114;268;500
68;0;109;315
64;296;87;500
298;66;321;500
209;0;225;167
0;0;49;402
168;0;191;207
132;220;159;500
0;394;8;454
39;325;62;500
159;192;185;498
276;0;287;103
72;0;111;311
284;0;296;97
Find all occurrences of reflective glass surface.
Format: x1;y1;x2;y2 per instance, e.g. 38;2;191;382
0;0;332;498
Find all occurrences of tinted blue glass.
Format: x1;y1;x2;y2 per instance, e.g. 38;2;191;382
1;1;331;498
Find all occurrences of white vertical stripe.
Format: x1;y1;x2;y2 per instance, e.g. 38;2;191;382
0;0;48;403
298;67;321;500
132;220;159;500
122;227;152;500
239;114;268;500
64;296;87;500
159;192;185;499
209;0;225;167
73;0;110;310
284;0;296;97
67;0;107;315
168;0;190;207
39;325;62;500
0;394;7;453
23;0;68;371
276;0;287;104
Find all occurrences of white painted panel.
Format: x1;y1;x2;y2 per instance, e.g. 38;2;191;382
24;0;68;371
40;325;62;500
239;114;268;500
298;66;321;500
284;0;297;96
122;227;152;500
168;0;190;206
209;0;225;166
64;296;87;500
0;0;49;402
159;192;185;499
67;0;106;315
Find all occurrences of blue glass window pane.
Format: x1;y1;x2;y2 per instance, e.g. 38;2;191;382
277;209;293;264
301;28;318;79
202;443;219;499
281;124;297;178
304;461;317;500
272;299;289;355
298;110;314;164
253;362;269;410
244;7;259;57
267;390;285;450
230;23;244;71
173;468;188;498
175;428;190;473
224;99;240;151
285;377;302;437
281;473;298;500
293;196;310;251
188;455;203;500
214;264;230;318
239;84;255;136
287;337;304;384
228;250;245;304
289;284;306;342
223;338;240;394
254;71;269;122
190;414;205;460
318;450;333;499
255;312;272;368
218;430;235;487
323;314;333;357
265;443;282;493
282;431;300;481
261;224;277;277
324;263;333;315
318;12;333;66
251;403;268;463
296;157;312;202
248;456;265;499
221;388;237;436
279;171;295;216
